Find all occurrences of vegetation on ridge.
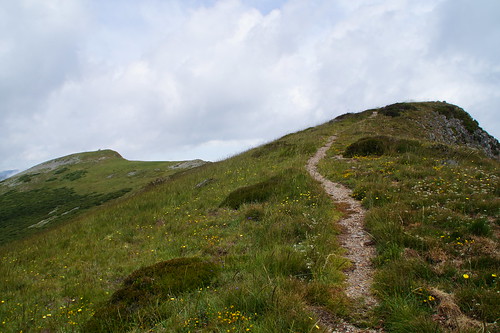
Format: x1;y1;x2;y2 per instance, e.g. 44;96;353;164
0;101;498;332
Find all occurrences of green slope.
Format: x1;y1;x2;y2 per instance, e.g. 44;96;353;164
0;149;206;244
0;102;498;332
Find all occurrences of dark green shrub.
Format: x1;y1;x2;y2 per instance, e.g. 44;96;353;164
84;257;219;332
344;137;389;157
63;170;87;181
220;175;284;209
343;136;421;157
379;103;417;117
54;167;69;174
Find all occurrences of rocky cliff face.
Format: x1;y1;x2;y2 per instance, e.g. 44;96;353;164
424;112;499;159
412;103;499;159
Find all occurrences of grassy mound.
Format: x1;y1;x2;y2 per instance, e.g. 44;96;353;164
379;102;417;117
343;136;421;157
84;257;219;332
219;175;284;209
220;168;310;209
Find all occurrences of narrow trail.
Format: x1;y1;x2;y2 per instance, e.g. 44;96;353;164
306;136;381;333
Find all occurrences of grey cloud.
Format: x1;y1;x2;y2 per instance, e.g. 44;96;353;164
433;0;500;63
0;1;85;115
1;0;499;171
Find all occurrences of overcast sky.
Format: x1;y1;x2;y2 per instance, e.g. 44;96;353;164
1;0;499;171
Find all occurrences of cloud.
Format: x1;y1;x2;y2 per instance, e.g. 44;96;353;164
0;1;85;114
1;0;499;171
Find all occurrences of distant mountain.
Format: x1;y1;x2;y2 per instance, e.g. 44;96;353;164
0;169;19;181
0;149;207;244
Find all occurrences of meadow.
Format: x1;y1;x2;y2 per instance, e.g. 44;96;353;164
1;123;348;332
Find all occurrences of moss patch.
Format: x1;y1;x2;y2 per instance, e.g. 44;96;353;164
220;175;284;209
379;102;417;117
84;257;219;332
343;136;421;157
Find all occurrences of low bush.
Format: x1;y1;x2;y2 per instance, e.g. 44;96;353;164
379;103;417;117
63;170;88;181
220;176;283;209
84;257;219;332
343;136;421;158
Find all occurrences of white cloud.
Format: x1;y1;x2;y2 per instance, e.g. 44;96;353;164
1;0;499;171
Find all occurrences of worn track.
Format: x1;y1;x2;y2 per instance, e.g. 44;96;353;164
306;136;381;332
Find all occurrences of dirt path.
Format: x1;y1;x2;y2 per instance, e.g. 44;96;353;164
306;136;380;333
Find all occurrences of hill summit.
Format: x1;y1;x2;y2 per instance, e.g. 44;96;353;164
335;101;499;159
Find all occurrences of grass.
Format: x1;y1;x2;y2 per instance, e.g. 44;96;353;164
0;124;346;332
0;101;498;332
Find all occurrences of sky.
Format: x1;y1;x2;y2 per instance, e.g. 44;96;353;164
1;0;499;172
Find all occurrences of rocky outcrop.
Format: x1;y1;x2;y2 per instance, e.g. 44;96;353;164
429;113;499;159
415;105;499;159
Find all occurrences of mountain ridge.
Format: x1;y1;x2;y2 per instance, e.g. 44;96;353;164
0;101;498;333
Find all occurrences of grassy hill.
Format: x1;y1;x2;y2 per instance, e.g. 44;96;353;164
0;150;206;244
0;102;498;332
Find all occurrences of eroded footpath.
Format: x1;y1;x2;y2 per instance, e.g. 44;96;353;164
306;136;381;333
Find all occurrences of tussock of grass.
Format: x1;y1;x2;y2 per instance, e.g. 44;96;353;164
343;136;421;157
219;175;285;209
84;257;218;332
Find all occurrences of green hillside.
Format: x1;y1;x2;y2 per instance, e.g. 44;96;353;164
0;102;498;332
0;150;206;244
